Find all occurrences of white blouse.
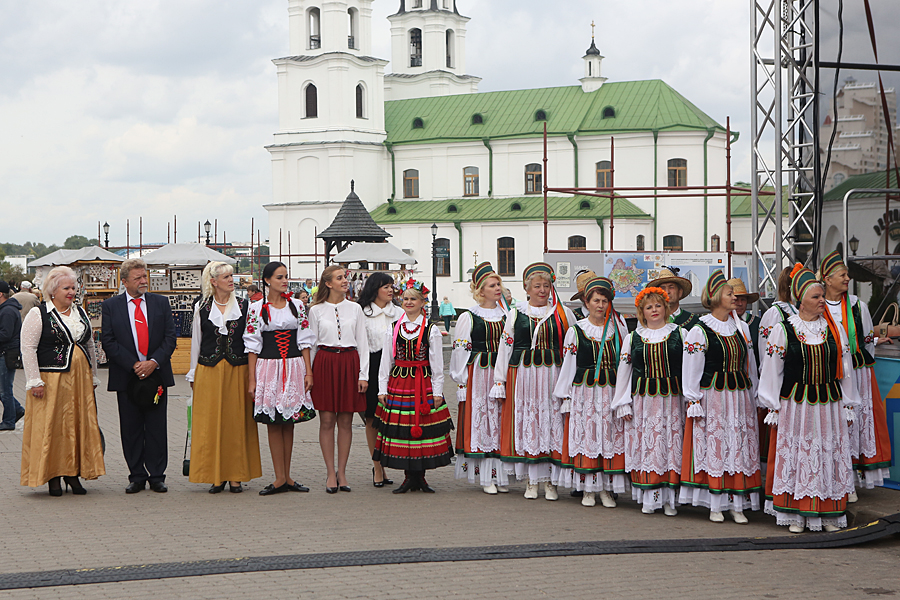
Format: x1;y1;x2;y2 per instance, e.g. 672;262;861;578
552;316;629;402
362;301;403;354
308;299;369;380
758;314;860;423
610;323;681;417
449;304;507;392
759;301;798;341
826;295;876;355
21;302;99;390
242;298;315;355
681;313;759;417
186;298;243;383
378;313;445;398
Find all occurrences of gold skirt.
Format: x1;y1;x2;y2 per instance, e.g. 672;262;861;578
21;347;105;487
189;361;262;484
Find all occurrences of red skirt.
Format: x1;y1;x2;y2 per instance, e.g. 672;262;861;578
311;346;366;413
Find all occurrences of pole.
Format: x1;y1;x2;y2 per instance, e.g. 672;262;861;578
431;226;439;322
126;219;130;259
139;217;143;256
609;136;615;251
543;122;548;254
174;215;177;244
287;231;292;279
726;117;733;277
214;219;218;249
314;226;319;279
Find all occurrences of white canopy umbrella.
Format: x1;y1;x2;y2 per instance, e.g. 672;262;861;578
28;246;123;267
332;242;416;266
140;243;236;267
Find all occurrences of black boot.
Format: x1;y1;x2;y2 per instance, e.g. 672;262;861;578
393;471;416;494
417;472;434;493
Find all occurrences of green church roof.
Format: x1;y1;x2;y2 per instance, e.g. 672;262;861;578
384;80;724;145
823;170;899;201
370;194;651;224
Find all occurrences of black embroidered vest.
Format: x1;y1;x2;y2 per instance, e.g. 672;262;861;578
197;298;249;367
571;324;618;387
779;320;842;404
36;303;92;372
672;309;700;330
390;322;434;378
509;308;565;368
630;328;682;396
849;300;875;369
466;311;505;369
697;321;752;392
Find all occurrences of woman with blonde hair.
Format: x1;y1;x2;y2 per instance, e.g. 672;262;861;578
680;270;760;524
308;265;369;493
611;286;685;515
451;262;509;494
186;261;261;493
490;262;576;500
20;266;105;495
759;267;797;342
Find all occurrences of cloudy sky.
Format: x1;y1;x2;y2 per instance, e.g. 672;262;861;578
1;0;897;247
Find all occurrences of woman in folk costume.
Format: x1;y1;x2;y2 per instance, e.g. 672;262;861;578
375;281;453;493
186;261;261;493
611;287;684;516
451;262;510;495
552;277;629;508
490;262;577;500
244;261;316;496
680;270;761;524
759;267;798;341
820;250;891;494
759;265;859;532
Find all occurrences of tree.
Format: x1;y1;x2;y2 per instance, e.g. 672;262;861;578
64;235;99;249
0;262;26;287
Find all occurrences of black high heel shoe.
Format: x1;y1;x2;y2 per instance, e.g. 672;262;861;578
64;476;86;495
326;477;338;494
373;468;384;488
209;482;226;494
48;477;62;497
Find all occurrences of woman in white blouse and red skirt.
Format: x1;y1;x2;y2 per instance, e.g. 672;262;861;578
308;265;369;493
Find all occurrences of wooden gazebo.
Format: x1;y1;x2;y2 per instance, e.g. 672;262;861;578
317;181;391;265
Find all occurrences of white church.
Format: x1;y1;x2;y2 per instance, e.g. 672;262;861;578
264;0;738;302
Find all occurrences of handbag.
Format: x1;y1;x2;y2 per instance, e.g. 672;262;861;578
877;302;900;338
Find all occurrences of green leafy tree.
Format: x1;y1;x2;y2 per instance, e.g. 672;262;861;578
63;235;99;249
0;262;26;287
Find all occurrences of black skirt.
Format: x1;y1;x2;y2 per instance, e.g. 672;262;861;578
364;350;382;419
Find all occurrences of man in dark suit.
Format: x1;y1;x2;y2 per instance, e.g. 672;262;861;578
101;258;177;493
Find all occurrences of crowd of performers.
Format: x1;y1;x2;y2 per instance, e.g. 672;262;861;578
452;251;891;533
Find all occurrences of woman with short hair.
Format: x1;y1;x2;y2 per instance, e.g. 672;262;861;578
20;266;105;495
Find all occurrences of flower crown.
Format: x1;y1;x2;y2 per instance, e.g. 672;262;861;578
634;286;670;308
405;279;430;296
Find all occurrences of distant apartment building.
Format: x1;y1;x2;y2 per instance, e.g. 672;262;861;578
820;77;897;190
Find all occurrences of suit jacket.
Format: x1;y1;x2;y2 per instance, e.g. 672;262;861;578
101;292;177;392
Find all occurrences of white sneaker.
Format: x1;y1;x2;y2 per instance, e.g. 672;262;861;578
709;511;725;523
524;482;539;499
483;484;498;495
847;491;858;503
641;506;655;514
496;485;509;493
598;490;616;508
789;524;805;534
824;524;841;532
544;482;559;501
581;492;596;507
730;510;748;524
664;504;678;517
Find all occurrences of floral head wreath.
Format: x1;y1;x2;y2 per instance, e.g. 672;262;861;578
404;278;430;297
634;286;670;308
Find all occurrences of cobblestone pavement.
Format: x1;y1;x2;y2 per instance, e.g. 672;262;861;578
0;346;897;599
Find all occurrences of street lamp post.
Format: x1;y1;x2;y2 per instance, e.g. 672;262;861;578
430;223;439;322
849;235;860;295
103;222;110;249
204;220;212;246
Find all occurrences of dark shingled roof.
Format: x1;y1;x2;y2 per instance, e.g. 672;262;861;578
585;40;601;56
317;181;391;241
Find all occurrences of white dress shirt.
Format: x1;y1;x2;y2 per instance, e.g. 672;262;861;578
307;299;369;380
125;292;149;362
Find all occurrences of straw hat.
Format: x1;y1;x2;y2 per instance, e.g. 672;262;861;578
647;266;692;297
570;269;597;301
726;277;759;303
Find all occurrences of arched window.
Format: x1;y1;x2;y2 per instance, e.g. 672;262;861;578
636;234;645;252
534;109;547;122
498;237;515;277
667;158;687;187
510;202;522;211
663;235;683;251
409;28;422;67
471;113;483;125
308;8;321;49
602;106;616;119
355;84;365;119
568;235;586;251
525;163;542;194
463;166;479;196
446;29;454;68
579;200;591;210
347;8;358;49
833;172;846;186
412;117;424;129
447;204;458;213
403;169;419;198
412;0;423;7
596;160;612;188
305;83;317;118
435;238;450;276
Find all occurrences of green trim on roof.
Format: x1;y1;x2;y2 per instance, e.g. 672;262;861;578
729;183;789;217
823;170;899;201
370;195;651;225
384;81;726;145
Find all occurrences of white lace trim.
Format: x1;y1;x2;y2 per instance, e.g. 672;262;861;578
699;313;737;335
577;317;624;341
467;304;507;320
634;323;677;343
786;314;829;345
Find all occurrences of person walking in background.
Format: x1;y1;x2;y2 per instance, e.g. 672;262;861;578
729;278;761;367
648;267;700;330
186;261;262;494
439;296;455;331
0;281;24;431
358;272;402;488
308;265;369;493
245;261;315;496
101;259;177;494
20;267;104;495
247;285;263;303
294;289;309;306
12;281;40;322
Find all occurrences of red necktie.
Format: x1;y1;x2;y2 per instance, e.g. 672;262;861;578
132;298;149;357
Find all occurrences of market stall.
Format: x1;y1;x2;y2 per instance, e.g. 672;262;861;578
332;241;417;300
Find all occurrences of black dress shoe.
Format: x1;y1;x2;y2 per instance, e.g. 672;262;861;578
228;482;243;493
15;407;25;423
259;483;289;496
339;485;351;492
570;490;583;498
48;477;63;497
0;424;14;431
373;468;384;488
209;482;226;494
149;481;168;493
64;476;86;495
287;482;309;492
392;477;415;494
418;474;435;493
126;481;146;494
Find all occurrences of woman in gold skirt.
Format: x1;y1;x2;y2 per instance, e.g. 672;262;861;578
186;261;261;493
20;266;105;495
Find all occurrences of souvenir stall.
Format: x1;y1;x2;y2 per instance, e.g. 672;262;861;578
141;243;236;375
331;242;417;300
29;246;124;365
